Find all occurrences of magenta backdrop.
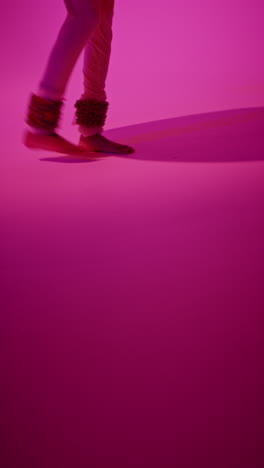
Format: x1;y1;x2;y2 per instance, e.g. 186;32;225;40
1;0;264;132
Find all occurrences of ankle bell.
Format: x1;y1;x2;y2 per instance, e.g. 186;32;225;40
26;93;64;131
73;98;109;127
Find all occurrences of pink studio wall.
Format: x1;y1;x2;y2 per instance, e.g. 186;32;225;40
1;0;264;132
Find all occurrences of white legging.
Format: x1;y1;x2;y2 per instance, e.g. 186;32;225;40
36;0;115;136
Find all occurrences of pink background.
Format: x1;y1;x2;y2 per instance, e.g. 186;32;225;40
1;2;264;468
1;0;264;132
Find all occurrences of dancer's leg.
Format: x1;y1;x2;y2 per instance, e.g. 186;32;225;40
24;0;102;154
38;0;99;102
25;0;99;137
74;0;134;154
76;0;115;137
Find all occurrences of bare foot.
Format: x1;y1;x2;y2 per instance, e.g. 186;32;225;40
23;130;90;156
79;133;135;154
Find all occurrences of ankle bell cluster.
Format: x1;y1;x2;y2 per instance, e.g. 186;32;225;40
26;93;64;130
74;99;109;127
26;93;109;132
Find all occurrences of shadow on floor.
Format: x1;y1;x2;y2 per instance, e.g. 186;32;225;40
40;106;264;164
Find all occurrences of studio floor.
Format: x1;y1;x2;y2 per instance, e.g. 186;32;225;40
1;106;264;467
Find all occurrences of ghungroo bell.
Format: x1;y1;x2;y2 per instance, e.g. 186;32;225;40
74;99;109;127
26;93;64;130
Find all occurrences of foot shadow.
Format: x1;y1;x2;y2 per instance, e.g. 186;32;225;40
104;107;264;163
39;154;105;164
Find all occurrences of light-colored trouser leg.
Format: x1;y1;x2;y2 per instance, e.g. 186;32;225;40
37;1;99;102
77;0;115;136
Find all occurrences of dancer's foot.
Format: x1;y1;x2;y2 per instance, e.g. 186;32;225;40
79;133;135;154
23;130;89;156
